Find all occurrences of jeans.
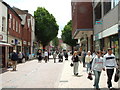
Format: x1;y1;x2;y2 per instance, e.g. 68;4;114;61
93;70;101;89
106;69;114;88
73;62;79;75
86;63;90;72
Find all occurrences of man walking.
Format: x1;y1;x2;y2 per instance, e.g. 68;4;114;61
44;50;48;63
53;51;57;63
103;48;118;89
11;50;18;71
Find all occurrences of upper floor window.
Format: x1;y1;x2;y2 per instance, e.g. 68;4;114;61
111;0;119;8
103;2;111;15
2;17;6;32
19;24;21;33
9;14;12;29
16;21;18;32
13;18;15;30
94;2;102;21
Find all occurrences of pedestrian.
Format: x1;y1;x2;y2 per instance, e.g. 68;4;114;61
53;51;57;63
90;51;97;70
85;51;92;73
11;50;18;71
82;50;86;67
91;50;105;90
44;50;48;63
103;48;118;89
58;52;63;62
37;49;42;63
71;51;81;76
64;51;68;60
18;52;23;63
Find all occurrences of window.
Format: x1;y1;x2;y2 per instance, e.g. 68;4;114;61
16;21;18;32
94;2;102;21
103;2;111;15
9;14;12;28
13;18;15;30
2;17;6;32
19;24;21;33
112;0;119;8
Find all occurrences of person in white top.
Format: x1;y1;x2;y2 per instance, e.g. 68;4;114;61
103;48;118;89
91;50;105;89
44;50;48;63
85;51;92;72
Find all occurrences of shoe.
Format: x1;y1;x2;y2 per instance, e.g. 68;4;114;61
75;73;78;76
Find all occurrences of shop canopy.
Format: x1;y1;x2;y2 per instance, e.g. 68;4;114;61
0;42;12;47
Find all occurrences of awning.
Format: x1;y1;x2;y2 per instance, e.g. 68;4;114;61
73;29;93;39
0;42;12;47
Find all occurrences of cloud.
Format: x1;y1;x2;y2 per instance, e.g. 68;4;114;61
3;0;72;38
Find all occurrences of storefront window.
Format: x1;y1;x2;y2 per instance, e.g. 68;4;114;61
104;37;110;50
111;35;119;59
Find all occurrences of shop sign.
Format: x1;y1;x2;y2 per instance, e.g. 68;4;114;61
0;35;3;41
96;21;102;24
15;39;18;45
23;41;26;45
28;42;30;45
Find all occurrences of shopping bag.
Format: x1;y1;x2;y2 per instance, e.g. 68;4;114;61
114;69;119;82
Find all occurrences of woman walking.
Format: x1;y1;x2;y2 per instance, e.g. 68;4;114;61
91;51;105;90
85;51;92;73
72;51;80;76
37;49;42;63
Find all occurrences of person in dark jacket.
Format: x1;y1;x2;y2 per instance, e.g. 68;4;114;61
72;51;81;76
11;50;18;71
37;49;42;63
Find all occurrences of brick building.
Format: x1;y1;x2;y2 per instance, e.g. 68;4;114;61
13;7;35;59
71;1;93;52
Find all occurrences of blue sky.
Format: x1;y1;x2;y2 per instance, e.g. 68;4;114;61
3;0;72;38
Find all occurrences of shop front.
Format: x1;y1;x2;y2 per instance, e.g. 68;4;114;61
110;34;119;59
0;34;11;68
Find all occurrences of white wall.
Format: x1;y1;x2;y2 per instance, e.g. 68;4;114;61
0;2;8;42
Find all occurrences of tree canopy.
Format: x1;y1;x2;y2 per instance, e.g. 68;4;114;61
52;37;59;48
34;7;59;46
61;20;77;47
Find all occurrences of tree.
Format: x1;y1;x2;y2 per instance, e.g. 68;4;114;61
34;7;59;49
61;20;77;53
52;37;59;48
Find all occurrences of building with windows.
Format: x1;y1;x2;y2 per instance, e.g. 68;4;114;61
2;2;23;60
13;7;36;59
93;0;120;59
71;1;93;52
0;1;9;68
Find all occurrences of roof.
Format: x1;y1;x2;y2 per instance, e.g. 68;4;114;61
2;2;22;21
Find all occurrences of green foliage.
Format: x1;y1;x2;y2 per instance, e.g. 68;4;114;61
52;37;59;47
34;7;59;46
61;20;77;47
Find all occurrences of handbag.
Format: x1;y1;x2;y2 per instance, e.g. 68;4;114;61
70;63;74;67
114;69;119;82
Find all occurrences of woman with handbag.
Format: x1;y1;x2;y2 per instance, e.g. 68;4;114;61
72;51;80;76
91;50;105;90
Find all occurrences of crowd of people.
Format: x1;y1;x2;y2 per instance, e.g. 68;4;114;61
9;48;119;89
71;48;119;90
36;49;69;63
